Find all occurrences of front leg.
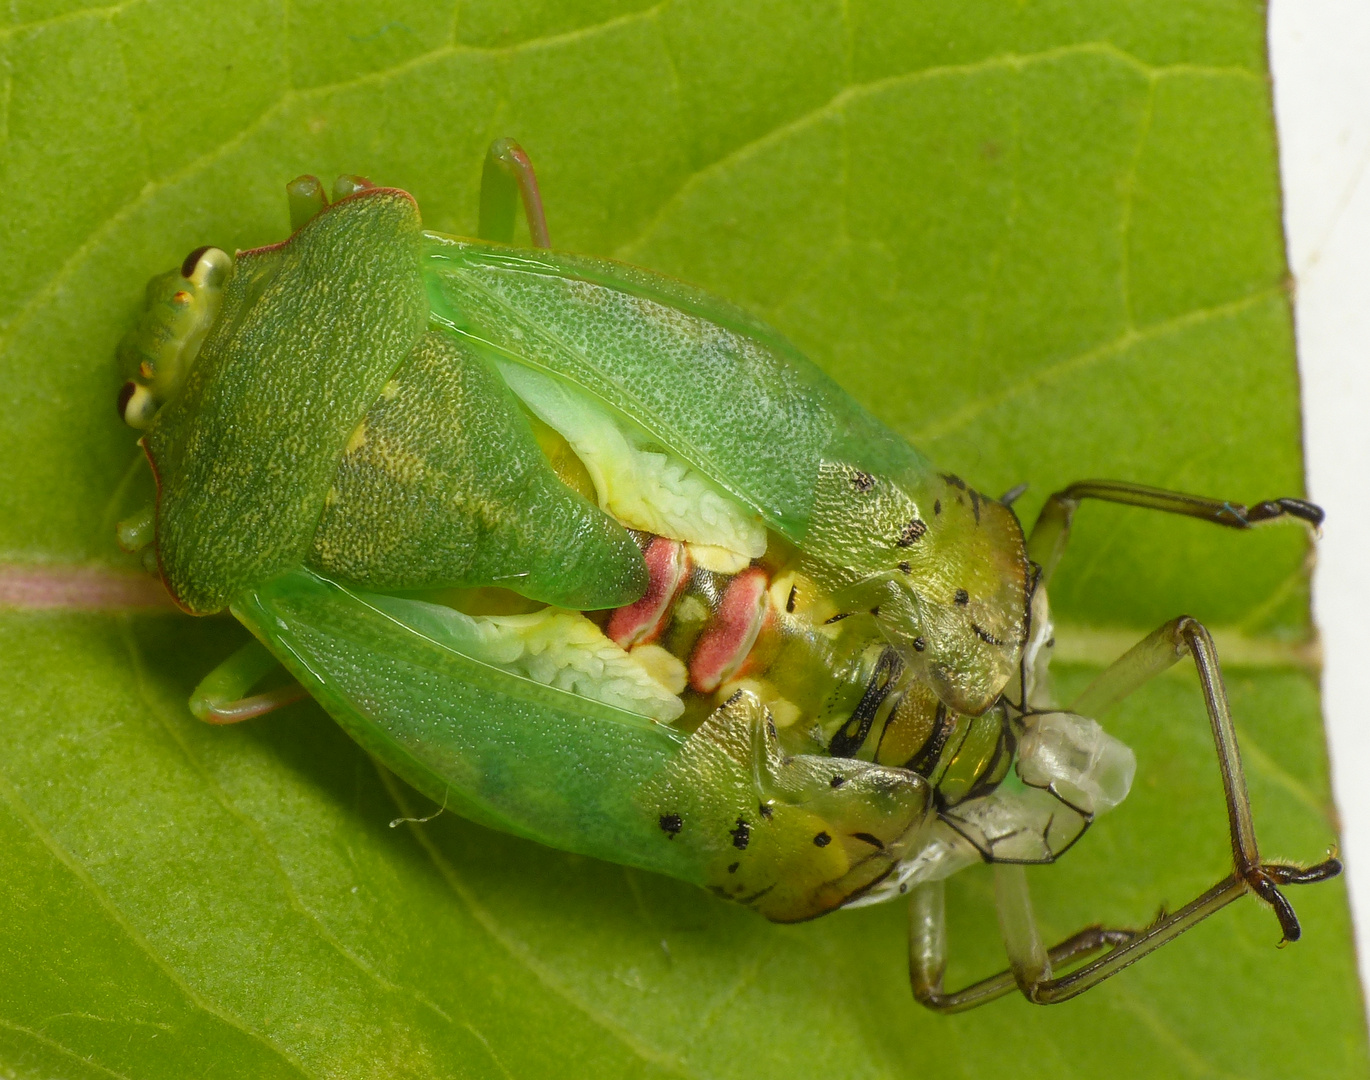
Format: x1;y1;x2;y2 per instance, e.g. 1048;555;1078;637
1027;479;1322;586
189;639;306;724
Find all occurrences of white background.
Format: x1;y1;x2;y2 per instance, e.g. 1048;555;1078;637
1269;1;1370;1021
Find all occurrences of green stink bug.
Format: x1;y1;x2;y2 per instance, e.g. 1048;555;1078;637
113;139;1339;1009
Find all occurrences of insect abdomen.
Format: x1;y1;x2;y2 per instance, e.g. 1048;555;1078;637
594;533;1015;813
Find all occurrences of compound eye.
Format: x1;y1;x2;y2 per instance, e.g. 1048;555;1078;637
118;380;158;429
180;245;233;289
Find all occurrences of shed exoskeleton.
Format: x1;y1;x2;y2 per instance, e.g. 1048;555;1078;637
114;140;1339;1008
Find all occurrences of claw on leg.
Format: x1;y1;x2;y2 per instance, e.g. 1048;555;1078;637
908;612;1341;1010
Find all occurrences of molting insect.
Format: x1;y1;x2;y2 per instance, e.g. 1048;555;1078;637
114;139;1339;1009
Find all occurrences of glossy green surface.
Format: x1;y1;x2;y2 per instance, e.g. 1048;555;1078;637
237;568;932;923
423;234;1030;710
1;2;1364;1077
235;568;693;869
425;235;928;540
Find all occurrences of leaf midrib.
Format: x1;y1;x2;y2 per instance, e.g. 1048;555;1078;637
0;562;1317;666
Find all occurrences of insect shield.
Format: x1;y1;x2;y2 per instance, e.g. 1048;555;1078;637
113;141;1338;1009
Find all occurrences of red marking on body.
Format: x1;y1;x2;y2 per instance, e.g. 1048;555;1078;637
689;566;770;693
607;537;689;648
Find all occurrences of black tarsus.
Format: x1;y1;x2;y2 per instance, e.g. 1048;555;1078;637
1269;857;1342;885
1251;497;1325;528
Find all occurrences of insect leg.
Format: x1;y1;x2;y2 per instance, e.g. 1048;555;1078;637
908;876;1135;1013
286;174;327;231
1069;617;1341;941
1027;479;1322;587
478;137;552;248
189;639;307;725
924;616;1340;1007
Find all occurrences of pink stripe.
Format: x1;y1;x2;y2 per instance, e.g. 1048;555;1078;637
0;564;177;611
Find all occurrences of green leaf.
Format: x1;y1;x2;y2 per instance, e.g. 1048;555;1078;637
1;2;1363;1078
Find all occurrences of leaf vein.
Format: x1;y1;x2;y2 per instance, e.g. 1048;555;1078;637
0;91;291;355
117;621;460;1029
0;0;144;40
690;945;778;1038
616;40;1258;260
912;286;1281;443
1233;721;1332;828
0;32;1263;359
1115;995;1249;1080
0;2;672;348
0;1017;136;1080
0;769;316;1079
378;767;710;1080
